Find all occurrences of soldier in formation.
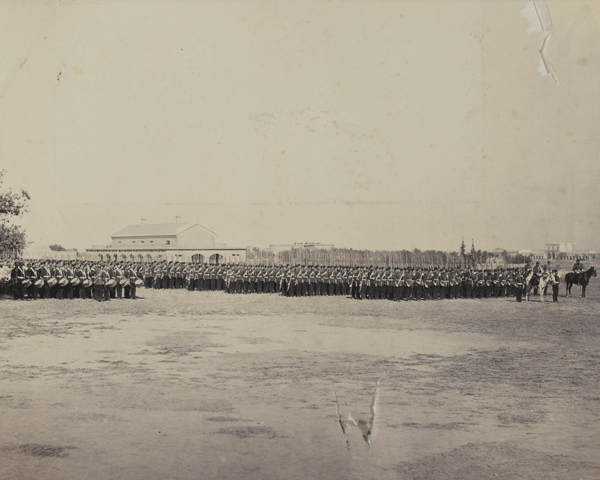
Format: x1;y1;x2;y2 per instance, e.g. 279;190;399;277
5;259;142;301
5;259;563;303
142;262;553;302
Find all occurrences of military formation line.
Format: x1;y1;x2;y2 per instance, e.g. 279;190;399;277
3;258;584;303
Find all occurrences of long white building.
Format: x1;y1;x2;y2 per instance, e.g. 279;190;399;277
85;222;246;264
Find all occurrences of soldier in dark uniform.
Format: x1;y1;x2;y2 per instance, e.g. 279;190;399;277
505;268;514;297
24;262;38;300
275;267;283;294
550;269;560;302
73;263;86;299
372;268;381;299
113;263;125;299
307;267;315;296
498;269;507;298
294;266;303;297
448;269;457;299
514;269;524;302
350;268;358;299
390;268;397;300
413;268;423;300
161;262;170;289
364;265;370;300
301;267;309;296
334;268;343;297
319;266;327;296
429;268;439;300
484;270;493;298
464;269;474;299
144;262;154;289
82;262;93;298
490;269;499;298
11;262;25;299
438;269;448;299
572;258;583;284
124;263;138;299
255;266;263;294
103;263;113;300
94;264;109;301
37;261;51;299
63;262;75;299
54;261;66;299
152;262;161;289
403;268;413;300
357;267;367;300
267;267;276;294
343;268;351;297
476;270;485;299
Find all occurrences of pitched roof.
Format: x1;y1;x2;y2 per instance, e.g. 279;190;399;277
111;222;216;238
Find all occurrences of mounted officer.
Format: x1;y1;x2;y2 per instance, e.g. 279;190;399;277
572;258;584;283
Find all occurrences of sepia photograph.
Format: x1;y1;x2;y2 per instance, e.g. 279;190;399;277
1;0;599;478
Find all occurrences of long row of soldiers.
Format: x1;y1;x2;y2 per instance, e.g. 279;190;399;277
8;260;142;301
8;259;560;302
144;261;548;301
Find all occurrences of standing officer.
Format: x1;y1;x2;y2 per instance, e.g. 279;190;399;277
114;263;125;299
11;261;25;299
73;263;86;299
403;268;413;300
550;269;560;302
514;269;524;302
37;261;52;299
63;262;75;299
24;262;38;300
94;263;109;301
124;263;139;299
54;261;67;299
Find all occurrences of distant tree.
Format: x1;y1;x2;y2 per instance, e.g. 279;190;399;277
49;244;66;251
481;250;489;266
0;170;30;257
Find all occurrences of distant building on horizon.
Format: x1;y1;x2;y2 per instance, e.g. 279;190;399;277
519;241;594;261
21;245;79;261
269;242;335;255
546;242;573;254
84;222;246;264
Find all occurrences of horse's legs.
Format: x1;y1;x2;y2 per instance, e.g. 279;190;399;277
582;284;586;298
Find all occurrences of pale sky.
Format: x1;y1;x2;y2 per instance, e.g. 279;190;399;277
1;1;599;252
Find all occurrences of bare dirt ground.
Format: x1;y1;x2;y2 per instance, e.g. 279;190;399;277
0;286;599;480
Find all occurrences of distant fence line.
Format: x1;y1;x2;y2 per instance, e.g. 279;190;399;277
245;247;530;268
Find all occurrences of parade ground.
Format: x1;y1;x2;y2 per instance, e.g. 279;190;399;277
1;288;599;480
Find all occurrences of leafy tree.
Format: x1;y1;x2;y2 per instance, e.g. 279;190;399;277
0;170;30;257
49;244;66;251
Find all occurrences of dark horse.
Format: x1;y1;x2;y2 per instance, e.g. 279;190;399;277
565;266;597;297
